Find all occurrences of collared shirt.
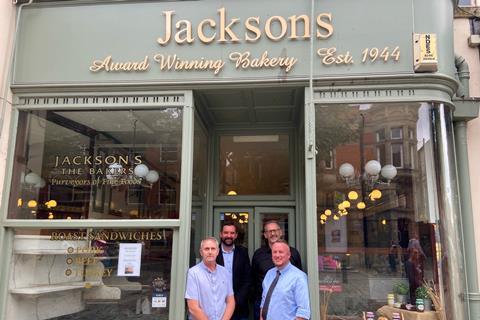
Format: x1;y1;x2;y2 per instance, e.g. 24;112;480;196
251;245;303;301
221;244;235;275
260;262;310;320
185;261;234;320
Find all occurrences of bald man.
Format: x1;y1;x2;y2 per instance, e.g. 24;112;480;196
260;240;310;320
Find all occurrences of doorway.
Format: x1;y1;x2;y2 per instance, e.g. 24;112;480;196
213;207;295;257
191;86;305;263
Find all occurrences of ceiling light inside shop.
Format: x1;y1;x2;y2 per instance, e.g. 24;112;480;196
233;135;279;143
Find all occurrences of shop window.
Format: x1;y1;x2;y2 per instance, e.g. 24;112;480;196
7;228;173;319
8;109;182;219
218;134;290;196
324;150;334;169
376;129;385;142
391;143;404;168
315;103;439;318
376;145;386;165
390;127;403;139
408;128;415;140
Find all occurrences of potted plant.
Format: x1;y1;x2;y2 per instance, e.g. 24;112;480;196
416;286;432;311
393;282;409;304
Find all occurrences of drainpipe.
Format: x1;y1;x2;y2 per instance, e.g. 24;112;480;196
453;54;480;320
455;54;470;98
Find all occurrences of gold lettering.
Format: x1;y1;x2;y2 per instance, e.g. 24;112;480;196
218;8;240;43
174;20;194;44
317;47;353;65
265;16;287;41
104;268;113;277
153;54;225;74
104;155;116;165
90;55;149;72
118;155;129;166
197;18;216;44
72;156;81;165
157;11;175;45
288;14;310;40
89;56;112;72
229;51;297;72
61;157;72;166
316;13;333;39
245;17;261;42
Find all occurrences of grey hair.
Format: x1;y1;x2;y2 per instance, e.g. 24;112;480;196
200;237;219;249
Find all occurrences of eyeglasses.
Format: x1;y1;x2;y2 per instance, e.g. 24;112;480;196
264;228;281;234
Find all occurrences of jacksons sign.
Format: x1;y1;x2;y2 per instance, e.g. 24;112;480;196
89;8;401;75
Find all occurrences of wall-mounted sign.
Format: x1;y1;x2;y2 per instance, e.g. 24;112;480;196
413;33;438;72
14;0;426;85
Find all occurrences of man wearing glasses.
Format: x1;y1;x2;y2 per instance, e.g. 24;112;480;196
251;220;302;320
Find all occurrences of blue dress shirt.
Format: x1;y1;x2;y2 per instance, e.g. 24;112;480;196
221;244;235;275
185;261;234;320
260;262;310;320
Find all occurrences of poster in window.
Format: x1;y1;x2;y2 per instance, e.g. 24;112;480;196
325;217;348;253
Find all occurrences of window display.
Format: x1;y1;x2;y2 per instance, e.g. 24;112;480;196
8;109;182;219
316;103;440;319
7;229;172;320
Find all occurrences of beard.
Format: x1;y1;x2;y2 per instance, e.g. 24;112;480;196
221;237;234;246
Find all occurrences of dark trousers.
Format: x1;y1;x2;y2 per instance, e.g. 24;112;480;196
253;298;261;320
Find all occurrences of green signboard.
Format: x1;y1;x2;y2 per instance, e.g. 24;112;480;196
13;0;454;85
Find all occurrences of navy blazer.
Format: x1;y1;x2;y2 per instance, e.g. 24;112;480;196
216;244;251;317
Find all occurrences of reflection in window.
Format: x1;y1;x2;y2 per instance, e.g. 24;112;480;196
376;129;385;142
391;127;403;139
7;228;172;319
391;144;404;168
315;103;439;318
8;109;182;219
190;115;208;266
219;134;290;195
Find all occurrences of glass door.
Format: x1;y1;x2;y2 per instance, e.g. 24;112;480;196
254;207;295;250
214;207;253;256
214;207;294;257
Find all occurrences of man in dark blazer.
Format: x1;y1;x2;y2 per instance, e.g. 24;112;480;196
216;222;251;320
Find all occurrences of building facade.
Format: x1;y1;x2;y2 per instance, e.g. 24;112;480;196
0;0;478;319
453;1;480;319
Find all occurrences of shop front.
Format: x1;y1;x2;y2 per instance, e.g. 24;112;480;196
0;0;468;319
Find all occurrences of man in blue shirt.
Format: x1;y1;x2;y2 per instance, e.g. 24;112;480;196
216;222;251;320
185;237;235;320
260;240;310;320
252;220;303;319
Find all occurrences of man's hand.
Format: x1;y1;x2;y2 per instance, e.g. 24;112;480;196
186;299;209;320
221;294;235;320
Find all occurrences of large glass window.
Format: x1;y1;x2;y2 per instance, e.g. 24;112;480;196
315;103;439;318
8;109;182;219
218;134;290;196
7;228;172;319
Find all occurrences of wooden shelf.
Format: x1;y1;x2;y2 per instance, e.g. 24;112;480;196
10;281;102;295
13;249;95;255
